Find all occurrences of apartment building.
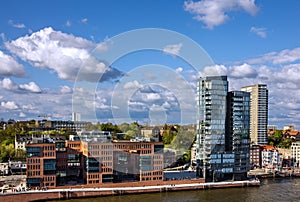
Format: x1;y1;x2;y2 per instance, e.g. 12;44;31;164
292;142;300;167
241;84;268;145
261;145;280;169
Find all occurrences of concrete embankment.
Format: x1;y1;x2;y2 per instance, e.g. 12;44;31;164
0;180;260;202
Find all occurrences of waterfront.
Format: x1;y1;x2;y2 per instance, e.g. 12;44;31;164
53;178;300;202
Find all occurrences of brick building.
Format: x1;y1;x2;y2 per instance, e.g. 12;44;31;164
26;135;164;188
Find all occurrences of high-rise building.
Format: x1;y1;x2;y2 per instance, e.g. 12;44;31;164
195;76;228;178
226;91;251;179
194;76;251;181
72;112;81;122
241;84;268;145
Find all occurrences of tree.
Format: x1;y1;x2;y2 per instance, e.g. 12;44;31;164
119;123;130;132
124;130;136;140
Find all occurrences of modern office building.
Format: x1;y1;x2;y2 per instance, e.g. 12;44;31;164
241;84;268;145
26;138;57;188
195;76;228;179
26;134;164;188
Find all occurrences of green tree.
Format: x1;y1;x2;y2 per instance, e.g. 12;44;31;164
119;123;130;132
124;130;136;140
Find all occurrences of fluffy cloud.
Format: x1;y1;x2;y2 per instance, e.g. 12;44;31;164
1;101;19;110
0;78;42;93
5;27;123;82
229;63;257;78
8;20;25;28
250;27;267;38
248;47;300;65
60;85;73;94
0;78;18;91
175;67;183;73
163;43;183;56
19;112;26;118
19;82;42;93
123;80;143;89
0;50;25;77
184;0;259;29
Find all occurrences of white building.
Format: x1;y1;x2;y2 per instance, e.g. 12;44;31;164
292;142;300;167
72;112;81;122
261;146;280;169
241;84;268;145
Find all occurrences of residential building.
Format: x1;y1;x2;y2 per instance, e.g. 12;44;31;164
241;84;268;145
250;144;262;168
195;76;251;181
195;76;228;180
15;133;66;151
140;126;161;142
292;142;300;167
284;125;295;131
261;145;280;169
226;91;251;180
268;125;278;131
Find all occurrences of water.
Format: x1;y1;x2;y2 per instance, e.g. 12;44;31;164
52;178;300;202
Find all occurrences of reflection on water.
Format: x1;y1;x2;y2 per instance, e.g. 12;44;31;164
51;178;300;202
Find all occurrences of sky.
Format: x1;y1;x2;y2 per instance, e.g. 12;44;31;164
0;0;300;129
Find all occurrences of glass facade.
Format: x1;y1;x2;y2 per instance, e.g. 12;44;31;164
196;76;228;163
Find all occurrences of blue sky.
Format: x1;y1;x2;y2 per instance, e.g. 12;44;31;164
0;0;300;129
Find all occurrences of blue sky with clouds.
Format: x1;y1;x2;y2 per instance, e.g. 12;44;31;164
0;0;300;129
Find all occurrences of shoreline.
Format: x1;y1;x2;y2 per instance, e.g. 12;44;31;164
0;179;260;202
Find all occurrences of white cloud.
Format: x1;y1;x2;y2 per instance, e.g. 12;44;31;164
0;50;25;77
1;101;19;110
202;64;228;76
8;20;25;28
19;112;26;118
163;43;183;56
0;78;42;93
229;63;257;78
248;47;300;65
175;67;183;73
0;78;18;91
250;27;267;38
123;80;143;89
184;0;259;29
146;93;161;101
5;27;123;82
19;82;42;93
60;85;73;94
66;20;71;27
0;33;5;41
81;18;88;23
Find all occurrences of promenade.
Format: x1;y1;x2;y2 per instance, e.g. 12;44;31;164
0;179;260;202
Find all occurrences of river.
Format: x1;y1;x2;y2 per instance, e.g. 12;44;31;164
51;178;300;202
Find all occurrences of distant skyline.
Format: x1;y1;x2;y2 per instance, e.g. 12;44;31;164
0;0;300;129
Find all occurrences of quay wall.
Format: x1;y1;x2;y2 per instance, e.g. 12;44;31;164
0;180;260;202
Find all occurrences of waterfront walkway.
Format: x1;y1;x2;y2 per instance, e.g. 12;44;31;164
0;179;260;202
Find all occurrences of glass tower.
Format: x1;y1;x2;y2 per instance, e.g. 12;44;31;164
196;76;228;168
